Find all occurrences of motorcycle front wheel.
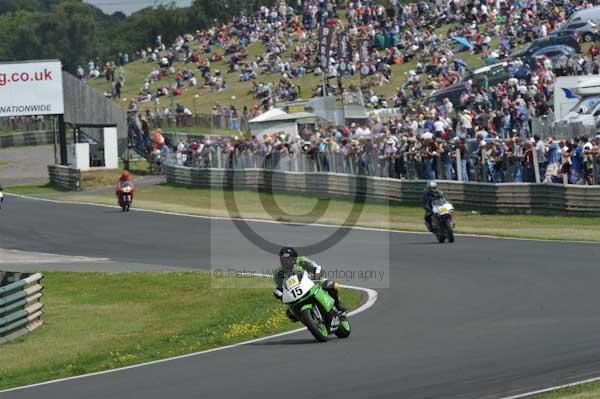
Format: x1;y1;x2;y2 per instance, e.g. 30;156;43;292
436;232;446;243
334;317;351;338
301;308;329;342
444;218;455;243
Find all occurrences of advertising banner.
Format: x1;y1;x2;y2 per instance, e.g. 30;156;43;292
0;60;64;117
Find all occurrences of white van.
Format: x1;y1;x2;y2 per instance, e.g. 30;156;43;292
555;76;600;129
567;6;600;24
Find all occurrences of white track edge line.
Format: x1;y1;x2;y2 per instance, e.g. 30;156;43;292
0;248;109;262
5;193;599;245
0;279;377;394
498;375;600;399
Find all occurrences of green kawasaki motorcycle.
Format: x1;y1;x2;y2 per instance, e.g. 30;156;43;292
282;270;351;342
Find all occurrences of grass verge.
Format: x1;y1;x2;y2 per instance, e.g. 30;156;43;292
80;161;151;189
0;271;361;391
533;381;600;398
6;184;592;242
4;183;64;195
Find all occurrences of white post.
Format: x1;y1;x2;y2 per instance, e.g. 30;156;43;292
455;149;462;182
103;127;119;169
481;148;487;182
532;148;541;184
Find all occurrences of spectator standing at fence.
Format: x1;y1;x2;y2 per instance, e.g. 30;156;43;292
455;138;468;182
230;105;239;131
523;141;536;183
583;137;595;185
438;139;454;181
534;135;547;180
571;137;584;184
544;137;561;183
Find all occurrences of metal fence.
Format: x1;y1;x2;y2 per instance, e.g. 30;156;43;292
0;272;44;345
146;114;249;133
0;118;55;132
531;116;597;140
168;145;600;185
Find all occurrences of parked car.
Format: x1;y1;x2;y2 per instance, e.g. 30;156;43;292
551;20;599;42
566;6;600;25
467;62;513;87
510;44;577;65
529;44;577;64
509;34;580;60
426;63;516;107
424;82;470;107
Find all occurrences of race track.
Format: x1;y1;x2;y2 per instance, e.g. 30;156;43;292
1;195;600;399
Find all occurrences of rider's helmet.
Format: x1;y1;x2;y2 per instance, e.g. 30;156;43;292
426;180;437;192
120;170;130;181
279;247;298;272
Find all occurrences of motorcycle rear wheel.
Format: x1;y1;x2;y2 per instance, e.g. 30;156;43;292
300;308;329;342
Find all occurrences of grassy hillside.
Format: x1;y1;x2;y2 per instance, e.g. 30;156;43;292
87;22;497;116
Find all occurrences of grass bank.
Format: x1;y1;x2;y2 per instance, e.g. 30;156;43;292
0;271;361;391
6;183;598;242
534;381;600;398
86;21;496;115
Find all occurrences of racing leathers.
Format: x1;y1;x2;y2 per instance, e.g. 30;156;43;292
422;189;444;231
272;256;347;321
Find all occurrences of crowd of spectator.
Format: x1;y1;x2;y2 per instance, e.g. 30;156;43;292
111;0;600;185
162;124;600;185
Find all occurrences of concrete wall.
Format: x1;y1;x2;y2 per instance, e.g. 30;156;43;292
166;166;600;216
48;165;81;191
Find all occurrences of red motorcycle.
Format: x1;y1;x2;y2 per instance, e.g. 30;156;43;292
116;179;135;212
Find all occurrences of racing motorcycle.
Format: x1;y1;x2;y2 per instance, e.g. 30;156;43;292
119;182;133;212
0;188;3;210
430;197;455;243
283;270;351;342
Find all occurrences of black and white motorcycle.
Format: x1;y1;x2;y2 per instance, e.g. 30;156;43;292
430;198;455;243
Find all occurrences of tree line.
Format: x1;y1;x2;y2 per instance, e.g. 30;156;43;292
0;0;274;72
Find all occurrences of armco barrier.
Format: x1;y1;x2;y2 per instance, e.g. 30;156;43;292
166;165;600;216
0;272;44;345
48;165;81;191
0;131;54;148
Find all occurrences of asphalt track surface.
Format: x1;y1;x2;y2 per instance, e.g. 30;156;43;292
1;195;600;399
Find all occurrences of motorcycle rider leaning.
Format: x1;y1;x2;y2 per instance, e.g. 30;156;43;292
273;247;347;321
422;181;444;232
